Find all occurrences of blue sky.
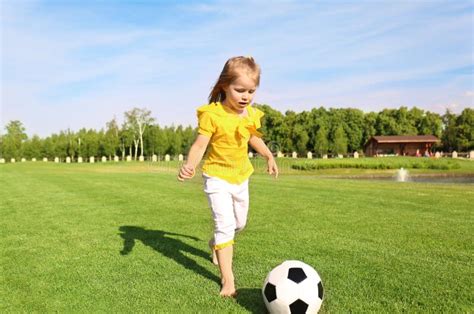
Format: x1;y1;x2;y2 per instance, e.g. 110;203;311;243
1;0;473;136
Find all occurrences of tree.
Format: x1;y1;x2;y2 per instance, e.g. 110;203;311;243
23;135;43;159
76;128;88;158
283;110;298;153
255;103;288;154
83;129;100;158
2;120;27;160
124;108;155;158
51;131;69;160
0;133;4;158
291;124;309;155
418;112;442;137
123;115;139;160
314;125;329;157
375;109;400;135
343;108;364;152
362;112;377;145
166;126;182;156
41;137;54;159
153;125;169;158
395;106;417;135
104;118;120;159
307;107;329;152
456;108;474;151
442;110;457;152
118;123;134;160
332;125;348;155
181;126;196;154
65;129;79;160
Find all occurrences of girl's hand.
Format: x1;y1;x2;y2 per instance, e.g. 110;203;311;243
267;157;279;178
178;164;195;182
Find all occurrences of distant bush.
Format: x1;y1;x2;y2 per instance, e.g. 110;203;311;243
291;158;461;171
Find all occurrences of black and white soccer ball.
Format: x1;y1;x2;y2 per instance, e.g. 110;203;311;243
262;260;324;314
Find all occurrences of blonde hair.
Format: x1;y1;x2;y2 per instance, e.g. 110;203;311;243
208;56;261;103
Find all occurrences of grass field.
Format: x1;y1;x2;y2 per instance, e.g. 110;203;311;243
1;160;473;313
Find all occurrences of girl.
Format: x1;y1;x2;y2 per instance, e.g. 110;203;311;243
178;56;278;297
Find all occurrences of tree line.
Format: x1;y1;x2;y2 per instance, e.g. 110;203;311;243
257;105;473;156
0;105;473;161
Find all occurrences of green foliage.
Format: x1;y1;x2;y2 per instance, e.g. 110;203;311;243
1;105;472;161
331;125;348;155
441;108;474;152
455;108;474;151
291;124;309;155
291;157;461;171
104;119;120;158
22;135;42;159
314;125;329;157
1;120;27;159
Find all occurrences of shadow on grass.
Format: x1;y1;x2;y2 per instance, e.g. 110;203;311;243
118;226;220;285
235;288;266;313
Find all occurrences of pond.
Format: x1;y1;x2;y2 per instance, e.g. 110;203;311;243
345;175;474;184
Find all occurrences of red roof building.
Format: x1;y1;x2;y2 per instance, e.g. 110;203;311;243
364;135;440;157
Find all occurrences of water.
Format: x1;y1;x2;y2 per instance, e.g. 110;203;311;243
349;174;474;184
395;168;409;182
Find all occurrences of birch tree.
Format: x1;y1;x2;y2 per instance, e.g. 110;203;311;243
124;108;155;159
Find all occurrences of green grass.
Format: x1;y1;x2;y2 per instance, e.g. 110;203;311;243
1;162;473;312
291;157;463;170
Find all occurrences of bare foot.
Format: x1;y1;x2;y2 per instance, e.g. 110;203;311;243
220;279;236;297
209;240;218;265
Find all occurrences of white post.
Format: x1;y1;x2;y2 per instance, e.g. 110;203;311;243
0;158;5;163
452;151;458;158
139;156;144;162
11;158;16;163
78;157;83;163
165;154;170;162
43;157;48;162
102;156;107;162
114;156;119;162
126;155;132;162
307;151;312;159
54;157;59;163
178;154;184;161
152;155;158;162
66;157;71;163
322;154;328;159
21;158;26;162
90;156;95;163
32;158;37;162
470;151;474;159
292;152;297;159
337;154;343;158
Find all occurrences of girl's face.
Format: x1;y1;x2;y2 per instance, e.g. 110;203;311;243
223;70;257;113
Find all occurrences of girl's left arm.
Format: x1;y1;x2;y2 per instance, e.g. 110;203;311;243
249;135;278;178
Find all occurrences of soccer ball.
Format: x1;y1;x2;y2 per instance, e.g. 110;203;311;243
262;260;324;314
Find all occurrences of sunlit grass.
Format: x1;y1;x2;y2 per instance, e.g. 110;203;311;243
1;162;473;312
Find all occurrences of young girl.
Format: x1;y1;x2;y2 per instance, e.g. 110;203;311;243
178;56;278;297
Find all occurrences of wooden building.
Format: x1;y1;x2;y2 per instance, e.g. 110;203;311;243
364;135;440;157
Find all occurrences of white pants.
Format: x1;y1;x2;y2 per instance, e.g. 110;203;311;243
203;174;249;250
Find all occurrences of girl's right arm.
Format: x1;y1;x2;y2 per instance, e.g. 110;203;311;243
177;134;211;181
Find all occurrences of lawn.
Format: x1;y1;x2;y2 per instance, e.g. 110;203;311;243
1;161;473;312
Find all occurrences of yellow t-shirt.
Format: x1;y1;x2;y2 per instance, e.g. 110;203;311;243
197;102;265;184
